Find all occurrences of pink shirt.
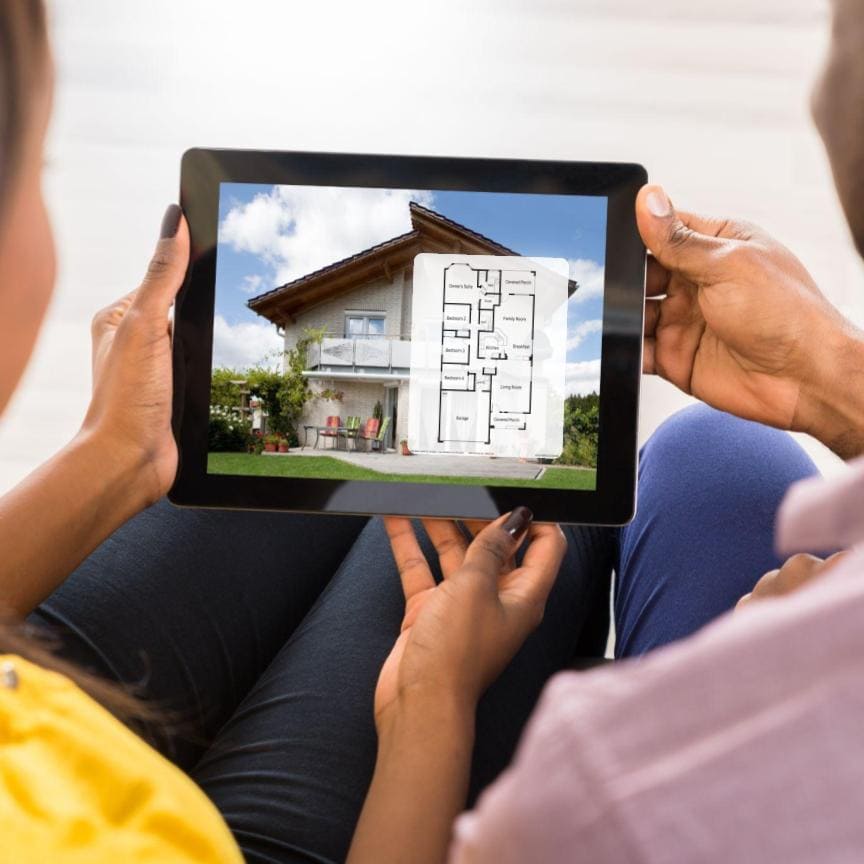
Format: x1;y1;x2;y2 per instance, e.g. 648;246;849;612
450;458;864;863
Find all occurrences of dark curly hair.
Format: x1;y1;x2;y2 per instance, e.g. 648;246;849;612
0;1;47;214
0;2;166;737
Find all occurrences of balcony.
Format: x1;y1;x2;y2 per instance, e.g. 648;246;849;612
303;334;411;382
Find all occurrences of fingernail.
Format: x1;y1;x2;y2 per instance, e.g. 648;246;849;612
646;187;673;218
503;506;533;537
160;203;182;239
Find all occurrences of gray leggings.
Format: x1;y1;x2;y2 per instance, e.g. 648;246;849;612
31;505;610;863
30;405;816;863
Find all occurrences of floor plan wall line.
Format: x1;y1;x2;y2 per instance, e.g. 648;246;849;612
438;263;537;447
409;253;568;460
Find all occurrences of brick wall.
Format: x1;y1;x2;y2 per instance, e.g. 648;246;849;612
282;269;409;351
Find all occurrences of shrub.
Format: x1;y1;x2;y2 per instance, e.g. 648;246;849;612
210;329;335;444
557;392;599;468
208;405;253;452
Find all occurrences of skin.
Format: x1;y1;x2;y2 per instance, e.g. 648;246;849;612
736;551;849;610
0;55;190;617
1;3;863;860
0;56;55;419
349;2;864;860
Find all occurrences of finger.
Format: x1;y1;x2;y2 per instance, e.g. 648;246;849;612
500;522;568;621
646;255;670;297
462;519;517;572
517;522;568;588
642;336;656;374
383;517;435;599
644;297;661;339
751;568;780;598
91;291;136;337
821;550;850;574
635;185;728;281
461;520;489;538
462;507;534;585
736;592;753;610
134;204;190;314
422;519;469;578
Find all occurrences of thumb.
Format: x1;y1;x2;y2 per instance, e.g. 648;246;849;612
636;185;725;280
135;203;190;313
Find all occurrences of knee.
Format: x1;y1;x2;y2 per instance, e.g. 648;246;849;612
640;403;818;496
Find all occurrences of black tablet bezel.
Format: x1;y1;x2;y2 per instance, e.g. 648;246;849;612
170;148;646;524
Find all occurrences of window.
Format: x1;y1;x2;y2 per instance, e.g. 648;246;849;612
345;314;385;338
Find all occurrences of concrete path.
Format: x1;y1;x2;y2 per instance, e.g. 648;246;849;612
289;447;545;479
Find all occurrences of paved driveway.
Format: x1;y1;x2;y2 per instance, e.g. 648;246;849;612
294;448;545;480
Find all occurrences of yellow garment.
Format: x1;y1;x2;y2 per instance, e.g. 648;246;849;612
0;654;243;863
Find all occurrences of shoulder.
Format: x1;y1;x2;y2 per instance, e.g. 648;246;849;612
0;654;243;863
450;570;864;863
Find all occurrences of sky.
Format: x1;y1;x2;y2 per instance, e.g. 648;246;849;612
214;183;607;395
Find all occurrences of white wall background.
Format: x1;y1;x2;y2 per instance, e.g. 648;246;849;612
1;0;861;493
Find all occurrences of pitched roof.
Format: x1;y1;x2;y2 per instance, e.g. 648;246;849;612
247;201;576;324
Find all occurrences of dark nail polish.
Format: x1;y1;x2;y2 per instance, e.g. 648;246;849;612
503;506;533;537
160;203;182;239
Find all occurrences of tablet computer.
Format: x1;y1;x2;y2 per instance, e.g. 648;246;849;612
170;149;646;524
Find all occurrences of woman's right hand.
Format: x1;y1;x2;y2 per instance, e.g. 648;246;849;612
637;185;864;457
374;510;566;731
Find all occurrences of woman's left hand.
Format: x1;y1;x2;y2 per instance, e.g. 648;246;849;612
80;205;189;506
375;509;567;730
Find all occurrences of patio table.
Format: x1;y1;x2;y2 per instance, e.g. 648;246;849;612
303;424;344;450
335;426;359;451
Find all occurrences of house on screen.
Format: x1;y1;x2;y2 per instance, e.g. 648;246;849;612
247;202;574;450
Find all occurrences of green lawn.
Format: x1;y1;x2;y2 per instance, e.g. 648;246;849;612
208;453;596;490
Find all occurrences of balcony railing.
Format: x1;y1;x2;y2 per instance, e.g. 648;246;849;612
305;334;411;374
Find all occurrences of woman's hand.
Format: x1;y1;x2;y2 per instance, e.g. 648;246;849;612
80;205;189;506
638;185;864;458
375;509;567;729
349;510;566;864
736;551;848;610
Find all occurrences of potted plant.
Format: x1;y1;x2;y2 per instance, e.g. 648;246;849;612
278;438;289;453
264;433;279;453
400;438;411;456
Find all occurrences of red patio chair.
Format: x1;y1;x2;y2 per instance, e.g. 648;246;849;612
319;415;341;449
357;418;380;451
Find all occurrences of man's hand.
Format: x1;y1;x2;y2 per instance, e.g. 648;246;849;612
638;185;864;458
736;551;848;610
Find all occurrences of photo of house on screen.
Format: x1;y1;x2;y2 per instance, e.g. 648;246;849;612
245;202;573;451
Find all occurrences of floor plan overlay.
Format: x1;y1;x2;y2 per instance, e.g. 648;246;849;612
409;254;569;458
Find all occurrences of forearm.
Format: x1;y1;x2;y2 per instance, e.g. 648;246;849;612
348;692;475;864
0;430;151;617
797;321;864;459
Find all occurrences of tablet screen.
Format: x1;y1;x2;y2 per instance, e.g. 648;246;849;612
208;183;606;492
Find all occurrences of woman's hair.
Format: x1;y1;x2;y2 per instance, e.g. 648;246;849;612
0;1;47;207
0;621;165;732
0;2;164;735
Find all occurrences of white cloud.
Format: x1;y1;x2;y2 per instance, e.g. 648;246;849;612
212;314;284;370
565;359;601;396
239;274;264;295
566;318;602;351
569;258;605;303
219;185;434;286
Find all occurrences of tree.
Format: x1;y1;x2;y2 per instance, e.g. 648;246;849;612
210;367;246;409
209;327;330;448
557;391;599;468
